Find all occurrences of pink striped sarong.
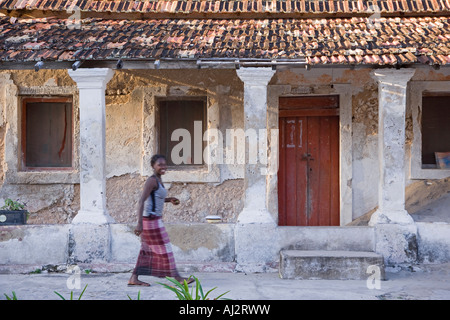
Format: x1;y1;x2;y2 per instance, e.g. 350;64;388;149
132;216;180;278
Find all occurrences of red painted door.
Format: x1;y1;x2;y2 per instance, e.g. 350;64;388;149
278;96;340;226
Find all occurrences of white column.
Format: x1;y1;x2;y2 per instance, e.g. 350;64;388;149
369;69;416;226
236;68;276;224
234;68;278;273
68;68;114;224
369;68;418;266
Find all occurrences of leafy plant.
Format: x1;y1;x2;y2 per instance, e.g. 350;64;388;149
1;198;26;211
4;291;18;300
157;275;230;300
127;290;141;300
54;284;88;300
29;268;42;274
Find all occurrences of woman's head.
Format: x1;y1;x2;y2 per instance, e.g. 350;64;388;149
151;154;166;167
151;154;167;175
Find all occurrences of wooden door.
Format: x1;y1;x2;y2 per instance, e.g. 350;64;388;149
278;96;340;226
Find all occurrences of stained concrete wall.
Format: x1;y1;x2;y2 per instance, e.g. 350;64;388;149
0;225;69;265
2;68;449;224
416;222;450;263
1;66;449;270
0;69;245;224
272;67;450;222
0;222;235;272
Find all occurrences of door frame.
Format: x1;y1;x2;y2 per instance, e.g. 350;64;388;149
278;95;340;226
266;85;353;226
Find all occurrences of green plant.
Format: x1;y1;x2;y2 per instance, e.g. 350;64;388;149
1;198;26;211
29;268;42;274
4;291;18;300
127;290;141;300
157;275;230;300
54;284;88;300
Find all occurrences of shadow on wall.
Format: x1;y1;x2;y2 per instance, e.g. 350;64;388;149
348;177;450;226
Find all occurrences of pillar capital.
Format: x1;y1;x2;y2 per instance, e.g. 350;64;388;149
370;68;415;86
68;68;114;90
236;67;275;86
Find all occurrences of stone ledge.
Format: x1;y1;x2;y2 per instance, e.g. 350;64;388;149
0;262;238;275
279;250;385;280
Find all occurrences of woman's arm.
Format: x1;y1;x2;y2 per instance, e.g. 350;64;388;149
134;177;157;235
165;197;180;205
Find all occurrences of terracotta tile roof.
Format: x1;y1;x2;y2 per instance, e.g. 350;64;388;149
0;16;449;65
1;0;450;15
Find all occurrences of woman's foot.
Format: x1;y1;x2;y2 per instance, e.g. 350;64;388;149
176;277;195;284
128;275;150;287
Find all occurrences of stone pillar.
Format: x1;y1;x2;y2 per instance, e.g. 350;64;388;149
236;68;276;224
68;68;114;225
369;68;418;265
235;68;278;272
68;68;114;264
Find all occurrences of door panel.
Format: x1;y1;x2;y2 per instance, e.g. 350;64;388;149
278;96;340;226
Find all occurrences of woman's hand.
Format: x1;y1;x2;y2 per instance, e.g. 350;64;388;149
167;197;180;205
134;222;143;236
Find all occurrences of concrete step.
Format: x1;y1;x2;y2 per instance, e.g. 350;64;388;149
280;226;376;252
279;250;385;280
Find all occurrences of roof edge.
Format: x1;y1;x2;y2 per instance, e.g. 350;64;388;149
2;0;450;16
2;8;450;20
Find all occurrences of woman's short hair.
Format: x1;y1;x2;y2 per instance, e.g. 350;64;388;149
151;154;167;167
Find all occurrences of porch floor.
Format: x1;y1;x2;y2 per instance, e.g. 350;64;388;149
411;192;450;223
349;192;450;226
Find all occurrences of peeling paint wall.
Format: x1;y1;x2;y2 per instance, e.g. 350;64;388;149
0;67;449;225
273;67;450;222
0;69;245;224
103;69;245;224
273;67;380;220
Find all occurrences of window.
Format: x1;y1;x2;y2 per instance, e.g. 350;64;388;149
22;97;73;169
158;99;207;166
421;94;450;169
410;82;450;179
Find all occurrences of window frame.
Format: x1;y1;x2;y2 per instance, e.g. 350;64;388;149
140;88;221;183
409;81;450;180
157;97;208;168
420;93;450;168
21;96;74;172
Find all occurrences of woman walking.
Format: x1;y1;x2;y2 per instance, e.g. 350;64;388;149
128;154;192;286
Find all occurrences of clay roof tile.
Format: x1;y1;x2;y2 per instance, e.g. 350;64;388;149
0;15;448;65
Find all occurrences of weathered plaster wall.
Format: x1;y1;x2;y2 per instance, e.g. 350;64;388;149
0;69;245;224
1;67;449;225
273;67;450;222
273;67;379;220
0;74;9;188
406;177;450;216
105;174;243;223
103;69;245;224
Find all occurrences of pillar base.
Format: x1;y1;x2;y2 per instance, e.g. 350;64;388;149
237;207;276;224
373;223;418;266
235;208;278;272
69;223;112;264
234;220;278;273
369;208;415;226
72;210;115;225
